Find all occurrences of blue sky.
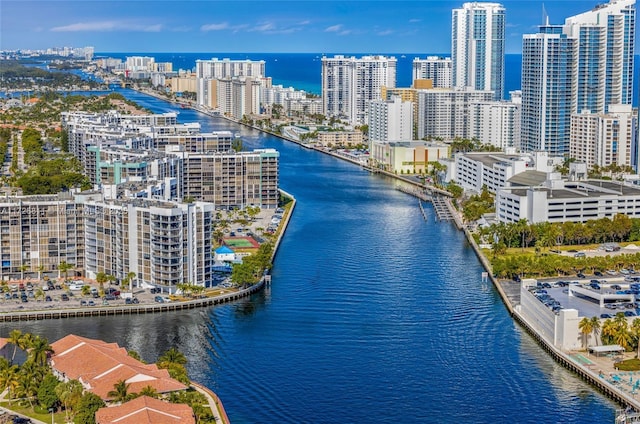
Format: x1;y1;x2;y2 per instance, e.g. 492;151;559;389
1;1;611;54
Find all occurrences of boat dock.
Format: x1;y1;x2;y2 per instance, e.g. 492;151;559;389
430;195;455;222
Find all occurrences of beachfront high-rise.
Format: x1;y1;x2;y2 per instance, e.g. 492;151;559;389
520;24;577;155
195;58;266;107
563;0;635;113
321;55;397;125
412;57;452;88
451;2;506;100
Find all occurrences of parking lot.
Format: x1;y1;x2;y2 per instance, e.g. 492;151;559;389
530;272;640;320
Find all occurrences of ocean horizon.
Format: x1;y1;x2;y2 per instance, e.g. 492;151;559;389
98;52;640;105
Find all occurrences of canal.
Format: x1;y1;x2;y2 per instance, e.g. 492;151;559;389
2;90;616;423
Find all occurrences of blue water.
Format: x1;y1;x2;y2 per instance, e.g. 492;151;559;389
1;89;616;422
98;52;640;104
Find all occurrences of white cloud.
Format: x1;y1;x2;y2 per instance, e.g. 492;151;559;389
378;30;393;36
249;22;276;32
51;20;162;32
52;21;118;32
325;24;343;33
409;18;421;23
201;22;229;32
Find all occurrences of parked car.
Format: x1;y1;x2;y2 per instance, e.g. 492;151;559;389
60;294;69;301
154;296;164;303
45;296;52;302
106;288;120;297
594;271;604;277
103;294;116;301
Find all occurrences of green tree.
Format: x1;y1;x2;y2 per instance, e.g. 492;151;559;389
28;335;53;367
158;347;187;366
74;392;105;424
8;329;22;363
37;373;60;410
58;261;73;280
578;317;594;349
107;379;131;403
0;362;20;401
55;380;83;422
137;385;158;399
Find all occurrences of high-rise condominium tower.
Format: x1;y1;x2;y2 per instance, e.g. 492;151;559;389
563;0;635;113
521;25;577;155
451;2;506;100
321;55;397;125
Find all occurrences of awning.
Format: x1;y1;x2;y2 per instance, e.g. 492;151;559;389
588;345;625;354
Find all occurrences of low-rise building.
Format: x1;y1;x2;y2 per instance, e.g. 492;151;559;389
370;141;449;174
50;334;188;400
316;131;364;148
454;151;562;194
96;396;195;424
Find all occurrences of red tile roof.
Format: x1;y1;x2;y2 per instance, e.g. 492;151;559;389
51;335;187;400
95;396;195;424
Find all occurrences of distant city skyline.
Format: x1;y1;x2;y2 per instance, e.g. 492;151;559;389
0;1;618;54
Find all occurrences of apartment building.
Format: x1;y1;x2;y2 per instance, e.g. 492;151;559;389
0;193;84;280
570;104;638;170
195;58;266;107
469;91;521;150
412;56;452;88
452;2;506;100
173;148;280;209
368;96;413;142
316;131;364;148
321;55;397;125
416;87;493;140
78;192;214;288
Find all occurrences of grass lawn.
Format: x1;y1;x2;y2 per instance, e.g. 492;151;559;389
615;358;640;371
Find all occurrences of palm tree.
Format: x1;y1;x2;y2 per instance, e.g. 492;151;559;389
602;318;617;345
95;271;108;292
55;380;83;422
123;271;136;292
19;264;28;281
57;261;73;281
137;385;158;398
579;317;593;349
28;336;53;367
0;363;20;401
589;316;601;346
158;347;187;366
107;379;131;403
631;318;640;359
36;264;45;281
7;329;22;364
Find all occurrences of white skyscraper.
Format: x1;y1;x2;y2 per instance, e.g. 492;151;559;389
368;96;414;142
521;25;577;155
412;56;452;88
563;0;635;113
451;2;506;100
321;55;397;125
